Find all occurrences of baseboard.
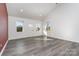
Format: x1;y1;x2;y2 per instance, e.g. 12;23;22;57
47;36;79;43
9;35;79;43
0;40;8;56
47;36;62;40
9;35;44;41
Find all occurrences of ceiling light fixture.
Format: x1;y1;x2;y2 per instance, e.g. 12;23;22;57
40;14;42;16
20;9;24;13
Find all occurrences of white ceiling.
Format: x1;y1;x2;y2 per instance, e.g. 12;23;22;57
7;3;57;20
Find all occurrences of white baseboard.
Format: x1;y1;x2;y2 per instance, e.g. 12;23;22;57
9;35;43;41
0;40;8;56
47;36;79;43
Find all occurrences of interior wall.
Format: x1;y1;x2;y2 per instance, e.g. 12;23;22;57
45;3;79;42
0;4;8;52
8;16;42;40
8;3;79;42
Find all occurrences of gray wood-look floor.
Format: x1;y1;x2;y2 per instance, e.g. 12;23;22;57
2;37;79;56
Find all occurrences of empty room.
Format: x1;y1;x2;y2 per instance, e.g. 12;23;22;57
0;3;79;56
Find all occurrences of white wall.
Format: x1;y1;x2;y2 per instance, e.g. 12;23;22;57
45;3;79;42
8;16;42;40
8;4;79;42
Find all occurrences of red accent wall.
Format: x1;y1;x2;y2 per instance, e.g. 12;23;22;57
0;4;8;52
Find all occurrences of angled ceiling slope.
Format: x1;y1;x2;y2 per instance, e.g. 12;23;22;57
7;3;57;20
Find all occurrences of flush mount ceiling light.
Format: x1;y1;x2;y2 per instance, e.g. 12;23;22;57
39;14;42;16
20;9;24;13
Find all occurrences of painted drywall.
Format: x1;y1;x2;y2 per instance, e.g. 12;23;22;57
45;3;79;42
8;16;42;40
8;4;79;42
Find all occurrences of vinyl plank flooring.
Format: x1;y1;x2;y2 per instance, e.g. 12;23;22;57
2;37;79;56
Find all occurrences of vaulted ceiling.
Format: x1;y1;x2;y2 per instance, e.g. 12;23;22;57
7;3;58;20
